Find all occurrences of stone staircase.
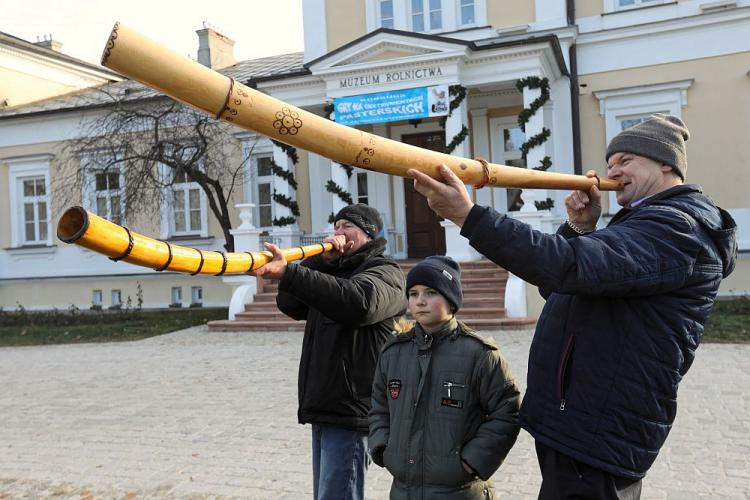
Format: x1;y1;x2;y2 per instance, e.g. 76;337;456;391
208;259;536;332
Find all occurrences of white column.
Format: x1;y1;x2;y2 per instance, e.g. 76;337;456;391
442;92;481;261
223;203;261;320
272;144;301;248
470;108;493;209
520;84;551;213
329;160;350;228
550;77;575;220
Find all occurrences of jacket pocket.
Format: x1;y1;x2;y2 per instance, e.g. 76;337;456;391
557;335;576;411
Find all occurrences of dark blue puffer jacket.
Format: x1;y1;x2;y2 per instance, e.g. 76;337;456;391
460;185;737;479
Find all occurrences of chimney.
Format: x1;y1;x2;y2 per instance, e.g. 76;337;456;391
35;33;63;52
196;22;235;69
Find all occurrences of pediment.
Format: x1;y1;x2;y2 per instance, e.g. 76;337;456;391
334;42;442;66
307;29;470;72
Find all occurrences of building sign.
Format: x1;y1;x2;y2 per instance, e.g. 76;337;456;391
334;85;449;126
338;66;445;89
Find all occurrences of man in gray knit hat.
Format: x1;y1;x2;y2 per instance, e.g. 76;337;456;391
407;113;737;499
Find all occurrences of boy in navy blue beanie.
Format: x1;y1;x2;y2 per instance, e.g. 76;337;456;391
369;255;520;498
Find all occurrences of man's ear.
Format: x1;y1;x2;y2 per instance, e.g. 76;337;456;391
660;164;675;174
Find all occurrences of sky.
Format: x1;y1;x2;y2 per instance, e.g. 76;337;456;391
0;0;305;65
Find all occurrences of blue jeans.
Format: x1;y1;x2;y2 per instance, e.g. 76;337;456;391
311;424;369;500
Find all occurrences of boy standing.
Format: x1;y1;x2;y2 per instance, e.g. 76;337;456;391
369;256;520;499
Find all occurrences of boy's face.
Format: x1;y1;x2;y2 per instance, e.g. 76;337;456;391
407;284;453;332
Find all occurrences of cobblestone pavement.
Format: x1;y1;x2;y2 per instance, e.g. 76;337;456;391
0;327;748;499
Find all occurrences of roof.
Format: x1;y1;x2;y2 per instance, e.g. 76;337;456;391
0;30;121;78
0;51;306;120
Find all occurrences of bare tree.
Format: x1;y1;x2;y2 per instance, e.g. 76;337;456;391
55;87;252;252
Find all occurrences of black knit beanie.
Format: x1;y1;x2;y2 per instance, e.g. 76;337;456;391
334;204;383;239
406;256;463;312
606;113;690;180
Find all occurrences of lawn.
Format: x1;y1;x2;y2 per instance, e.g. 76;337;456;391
0;307;228;347
0;298;747;347
702;297;750;344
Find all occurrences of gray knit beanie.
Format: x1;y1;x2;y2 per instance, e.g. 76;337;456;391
606;114;690;180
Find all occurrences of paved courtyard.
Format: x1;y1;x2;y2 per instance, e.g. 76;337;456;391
0;326;748;499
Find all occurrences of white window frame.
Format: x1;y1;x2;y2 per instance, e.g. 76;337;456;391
457;0;477;28
352;170;371;205
603;0;668;12
7;155;53;248
171;286;183;306
253;154;276;231
191;286;203;305
241;138;276;231
111;289;122;307
594;79;693;213
158;163;209;239
92;289;103;307
366;0;486;33
379;0;395;28
489;117;527;214
81;152;126;226
410;0;443;32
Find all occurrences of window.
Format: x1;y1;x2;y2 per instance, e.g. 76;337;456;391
619;116;646;131
94;170;123;225
92;290;103;307
460;0;475;25
502;127;526;212
21;177;49;244
380;0;394;28
357;173;369;204
411;0;441;32
617;0;660;7
171;286;182;306
111;289;122;307
489;118;526;213
8;156;52;248
191;286;203;307
593;79;692;213
255;155;275;228
172;170;203;235
81;152;125;226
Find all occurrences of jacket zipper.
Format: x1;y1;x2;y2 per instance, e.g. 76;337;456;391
557;335;576;411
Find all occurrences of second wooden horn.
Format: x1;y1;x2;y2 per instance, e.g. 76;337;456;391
100;22;622;192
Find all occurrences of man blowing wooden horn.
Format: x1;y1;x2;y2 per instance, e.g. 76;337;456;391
251;204;406;500
408;114;737;499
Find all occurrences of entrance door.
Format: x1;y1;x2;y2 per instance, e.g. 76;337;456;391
402;131;446;258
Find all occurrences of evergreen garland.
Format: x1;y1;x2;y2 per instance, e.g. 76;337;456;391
272;192;299;216
270;161;297;189
325;180;353;205
273;216;297;226
440;85;469;155
446;125;470;154
516;76;555;210
271;139;299;165
269;139;299;226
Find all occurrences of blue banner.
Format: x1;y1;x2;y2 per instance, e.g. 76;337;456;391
334;85;449;126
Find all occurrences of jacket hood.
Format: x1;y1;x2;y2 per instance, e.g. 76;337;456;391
646;184;738;277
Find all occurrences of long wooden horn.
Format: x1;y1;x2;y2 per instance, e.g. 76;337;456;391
56;207;332;275
100;22;622;192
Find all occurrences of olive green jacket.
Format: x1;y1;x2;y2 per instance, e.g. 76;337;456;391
369;318;520;499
